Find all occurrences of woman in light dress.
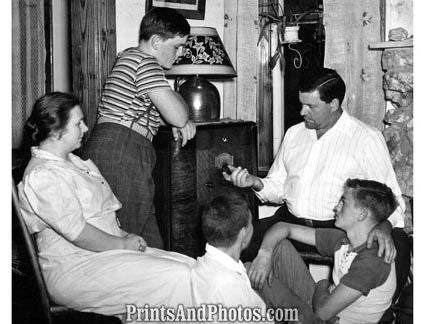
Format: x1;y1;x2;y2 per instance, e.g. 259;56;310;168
18;92;195;321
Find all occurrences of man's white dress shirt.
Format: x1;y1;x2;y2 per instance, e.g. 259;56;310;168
255;111;404;227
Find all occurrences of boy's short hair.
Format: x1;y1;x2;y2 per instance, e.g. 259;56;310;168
298;68;346;105
139;7;190;42
345;179;398;223
202;191;251;248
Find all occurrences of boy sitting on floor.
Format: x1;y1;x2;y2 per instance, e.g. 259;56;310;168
191;192;322;323
249;179;397;323
190;192;273;323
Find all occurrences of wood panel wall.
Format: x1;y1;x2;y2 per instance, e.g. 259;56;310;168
223;0;258;122
70;0;116;138
223;0;273;172
323;0;385;129
256;0;274;173
223;1;238;120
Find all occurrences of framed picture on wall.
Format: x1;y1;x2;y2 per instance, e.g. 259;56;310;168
145;0;206;20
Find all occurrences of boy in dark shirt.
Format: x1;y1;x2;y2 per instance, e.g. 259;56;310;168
251;179;398;323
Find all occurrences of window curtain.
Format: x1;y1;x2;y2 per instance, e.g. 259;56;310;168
323;0;384;129
12;0;47;148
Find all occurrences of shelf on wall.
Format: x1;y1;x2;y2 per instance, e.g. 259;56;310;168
369;38;413;49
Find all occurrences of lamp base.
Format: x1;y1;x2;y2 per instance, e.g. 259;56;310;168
178;76;220;122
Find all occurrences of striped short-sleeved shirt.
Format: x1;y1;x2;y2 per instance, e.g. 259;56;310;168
98;47;172;137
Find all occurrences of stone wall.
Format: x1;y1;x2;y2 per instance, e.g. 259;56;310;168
381;46;413;233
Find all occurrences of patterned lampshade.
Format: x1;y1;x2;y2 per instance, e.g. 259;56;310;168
165;27;236;77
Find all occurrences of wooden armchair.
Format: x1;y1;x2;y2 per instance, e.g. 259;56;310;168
12;178;121;324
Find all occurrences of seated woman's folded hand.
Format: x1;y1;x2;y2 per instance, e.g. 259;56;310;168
124;234;148;252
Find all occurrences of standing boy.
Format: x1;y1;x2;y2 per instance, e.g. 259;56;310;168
83;8;196;248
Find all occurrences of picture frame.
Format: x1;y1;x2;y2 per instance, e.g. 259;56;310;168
145;0;206;20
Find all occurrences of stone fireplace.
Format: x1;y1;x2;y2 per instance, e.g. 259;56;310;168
371;38;413;233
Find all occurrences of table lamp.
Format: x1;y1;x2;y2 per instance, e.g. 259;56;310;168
166;27;236;122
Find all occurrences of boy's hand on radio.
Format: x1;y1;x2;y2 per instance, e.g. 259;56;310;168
172;120;196;147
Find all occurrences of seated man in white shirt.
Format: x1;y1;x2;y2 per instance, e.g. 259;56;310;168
223;68;410;302
249;179;397;323
191;192;322;323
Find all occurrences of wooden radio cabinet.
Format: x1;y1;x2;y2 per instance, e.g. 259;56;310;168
152;121;258;258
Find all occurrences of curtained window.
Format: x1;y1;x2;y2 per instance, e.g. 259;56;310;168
12;0;50;148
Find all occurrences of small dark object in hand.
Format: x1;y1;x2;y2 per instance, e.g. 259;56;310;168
221;164;232;175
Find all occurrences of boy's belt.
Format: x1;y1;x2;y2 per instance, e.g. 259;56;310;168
98;116;153;141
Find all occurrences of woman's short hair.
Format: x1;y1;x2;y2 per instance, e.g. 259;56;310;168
24;92;80;146
201;191;251;247
139;7;190;42
345;178;398;223
299;68;346;105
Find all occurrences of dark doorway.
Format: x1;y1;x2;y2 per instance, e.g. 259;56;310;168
283;0;325;131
